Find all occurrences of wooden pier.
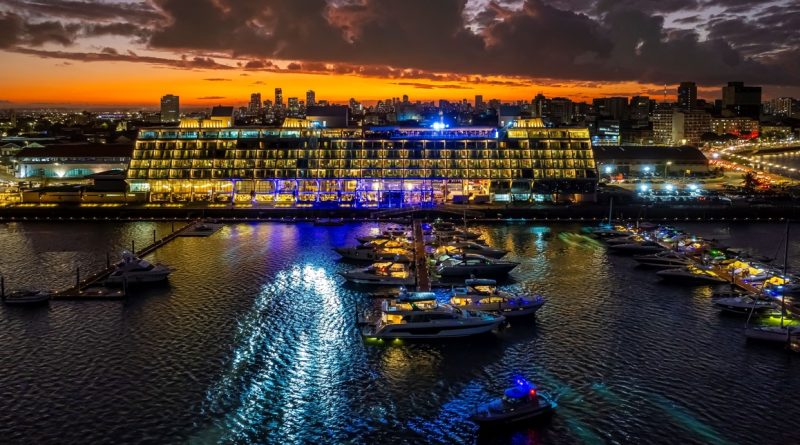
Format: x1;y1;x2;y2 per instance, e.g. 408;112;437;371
52;220;197;299
412;219;431;292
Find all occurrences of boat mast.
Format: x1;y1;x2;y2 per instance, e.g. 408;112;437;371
781;220;789;329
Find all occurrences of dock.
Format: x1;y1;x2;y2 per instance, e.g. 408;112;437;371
412;219;431;292
52;220;197;299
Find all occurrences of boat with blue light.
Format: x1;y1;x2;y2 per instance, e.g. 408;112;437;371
470;377;556;427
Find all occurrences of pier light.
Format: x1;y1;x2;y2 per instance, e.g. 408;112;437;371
688;184;698;191
665;183;674;192
643;166;651;174
639;184;649;192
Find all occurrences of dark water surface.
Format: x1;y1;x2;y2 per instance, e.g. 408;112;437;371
1;221;799;444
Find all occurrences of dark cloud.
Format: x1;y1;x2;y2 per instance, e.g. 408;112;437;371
197;96;225;100
202;77;231;81
1;0;798;88
393;82;472;90
12;47;235;70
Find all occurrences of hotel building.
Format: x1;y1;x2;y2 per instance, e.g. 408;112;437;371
127;118;598;206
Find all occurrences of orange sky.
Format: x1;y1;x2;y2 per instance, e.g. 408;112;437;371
0;50;706;109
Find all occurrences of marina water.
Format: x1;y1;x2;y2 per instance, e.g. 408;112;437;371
1;221;799;444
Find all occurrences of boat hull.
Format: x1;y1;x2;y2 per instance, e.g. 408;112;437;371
362;320;501;339
745;326;793;343
437;264;517;277
470;402;555;427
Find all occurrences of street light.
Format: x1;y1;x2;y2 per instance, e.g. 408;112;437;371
664;161;672;178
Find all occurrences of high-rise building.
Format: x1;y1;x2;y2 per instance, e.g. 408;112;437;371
722;82;761;119
652;109;674;145
677;82;697;110
306;90;316;107
275;88;283;107
402;95;409;104
249;93;262;115
532;94;547;118
287;97;299;115
653;109;710;145
9;109;16;128
767;97;794;117
475;95;484;111
548;98;574;124
593;97;629;120
630;96;651;122
160;94;180;123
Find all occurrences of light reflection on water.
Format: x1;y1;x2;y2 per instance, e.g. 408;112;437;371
1;221;800;444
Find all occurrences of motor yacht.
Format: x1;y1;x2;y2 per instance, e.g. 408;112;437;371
470;377;556;427
450;278;544;317
334;239;413;262
359;291;505;339
340;261;416;286
355;232;409;244
656;266;728;284
608;240;666;254
745;325;797;343
712;293;775;315
104;251;173;285
436;254;519;277
633;251;694;269
2;289;52;306
436;242;508;259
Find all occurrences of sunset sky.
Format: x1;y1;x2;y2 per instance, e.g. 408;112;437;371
0;0;798;109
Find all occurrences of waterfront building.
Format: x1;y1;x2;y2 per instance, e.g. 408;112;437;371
594;146;709;178
711;117;759;138
677;82;697;110
160;94;179;123
127;118;597;206
15;143;132;179
722;82;761;119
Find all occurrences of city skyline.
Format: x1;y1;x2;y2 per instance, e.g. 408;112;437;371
1;0;799;107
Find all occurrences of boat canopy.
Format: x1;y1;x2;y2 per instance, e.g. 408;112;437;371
504;383;538;399
397;292;436;302
465;278;497;286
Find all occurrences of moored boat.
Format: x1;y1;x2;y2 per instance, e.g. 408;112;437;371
656;266;728;284
450;278;544;317
436;254;518;278
1;289;52;306
105;251;173;286
340;261;416;286
470;376;556;427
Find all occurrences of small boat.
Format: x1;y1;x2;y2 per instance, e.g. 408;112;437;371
633;251;694;269
340;261;416;286
436;254;519;278
436;241;508;259
2;289;52;306
470;376;556;427
359;291;505;339
608;240;665;254
105;251;173;285
656;266;728;284
314;217;345;226
745;325;796;343
451;278;544;317
180;220;223;237
712;294;775;315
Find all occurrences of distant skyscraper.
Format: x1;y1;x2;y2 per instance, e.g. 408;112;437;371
306;90;316;107
9;109;16;128
160;94;179;123
475;95;484;111
402;94;409;104
249;93;262;115
548;97;574;124
630;96;651;122
532;94;547;118
722;82;761;119
593;97;629;120
275;88;283;107
677;82;697;110
768;97;794;117
287;97;299;115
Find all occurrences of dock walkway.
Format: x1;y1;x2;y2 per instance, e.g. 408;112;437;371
412;219;431;292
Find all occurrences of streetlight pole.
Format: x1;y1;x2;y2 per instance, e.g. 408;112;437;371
664;161;672;178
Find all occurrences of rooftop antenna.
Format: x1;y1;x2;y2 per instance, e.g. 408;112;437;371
663;83;667;103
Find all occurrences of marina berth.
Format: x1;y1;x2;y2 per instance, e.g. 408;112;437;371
450;278;544;318
359;291;505;339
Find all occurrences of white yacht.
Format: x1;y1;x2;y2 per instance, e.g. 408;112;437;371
355;232;409;244
2;289;52;306
745;325;797;343
712;293;775;315
436;254;519;277
633;251;694;269
340;261;416;286
104;251;173;285
656;266;728;284
436;241;508;259
334;239;412;263
608;240;665;254
360;291;505;339
450;279;544;317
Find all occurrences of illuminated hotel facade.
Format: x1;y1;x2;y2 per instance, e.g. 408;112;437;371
128;118;598;206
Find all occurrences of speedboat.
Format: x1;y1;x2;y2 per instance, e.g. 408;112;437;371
608;240;665;254
450;278;544;317
633;251;694;269
356;231;409;244
436;241;508;259
436;254;519;278
745;325;797;343
359;291;505;339
656;266;728;284
712;293;775;315
340;261;416;286
2;289;52;305
470;377;556;427
105;251;173;285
